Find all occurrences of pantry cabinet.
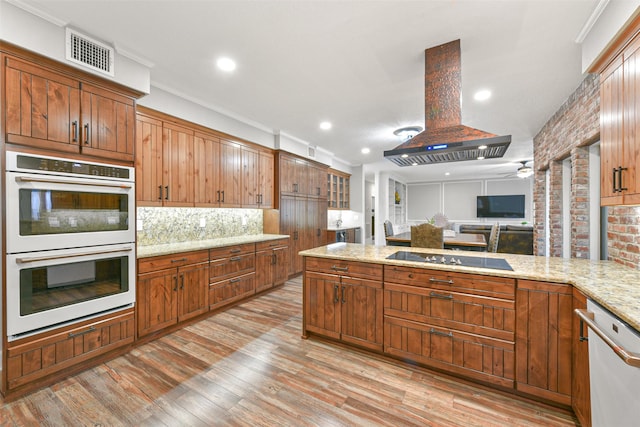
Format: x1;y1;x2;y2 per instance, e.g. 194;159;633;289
516;279;573;406
599;26;640;205
137;250;209;337
304;258;384;351
4;52;137;162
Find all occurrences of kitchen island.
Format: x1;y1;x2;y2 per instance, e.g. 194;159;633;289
300;243;640;421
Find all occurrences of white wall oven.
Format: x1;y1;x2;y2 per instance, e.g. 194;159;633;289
5;152;136;339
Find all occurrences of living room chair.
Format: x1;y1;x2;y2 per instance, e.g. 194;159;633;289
487;222;501;252
411;223;444;249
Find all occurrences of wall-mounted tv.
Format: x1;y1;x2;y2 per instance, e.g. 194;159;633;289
476;195;525;218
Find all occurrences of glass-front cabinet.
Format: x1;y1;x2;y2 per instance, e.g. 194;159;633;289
327;169;351;210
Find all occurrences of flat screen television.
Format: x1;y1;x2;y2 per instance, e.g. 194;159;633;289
476;194;525;218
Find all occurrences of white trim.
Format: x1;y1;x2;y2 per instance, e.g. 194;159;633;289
5;0;68;27
575;0;611;43
113;42;155;68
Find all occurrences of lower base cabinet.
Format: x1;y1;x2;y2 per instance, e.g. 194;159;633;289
5;308;134;392
572;288;591;427
255;238;289;293
210;272;256;310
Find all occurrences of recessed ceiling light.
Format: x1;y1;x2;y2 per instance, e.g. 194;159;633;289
361;147;370;154
474;89;491;101
445;172;450;176
478;145;488;150
216;57;236;72
401;154;409;158
477;156;485;160
319;121;332;130
412;162;418;166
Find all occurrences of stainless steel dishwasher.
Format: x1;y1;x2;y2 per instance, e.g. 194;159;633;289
576;300;640;426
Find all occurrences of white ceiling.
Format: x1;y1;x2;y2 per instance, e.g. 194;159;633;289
14;0;599;183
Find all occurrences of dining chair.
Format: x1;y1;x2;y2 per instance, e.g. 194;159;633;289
487;222;501;252
383;220;394;244
411;223;444;249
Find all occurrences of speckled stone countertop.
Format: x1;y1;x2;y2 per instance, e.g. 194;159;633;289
300;243;640;333
326;226;361;231
137;234;289;258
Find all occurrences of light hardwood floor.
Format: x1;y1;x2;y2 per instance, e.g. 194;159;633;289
0;277;578;426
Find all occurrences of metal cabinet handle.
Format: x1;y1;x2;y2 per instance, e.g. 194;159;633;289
165;186;169;200
430;291;453;300
221;190;225;203
575;309;640;367
613;168;618;193
429;328;453;338
158;185;163;200
271;254;276;265
331;265;349;272
333;284;339;303
72;121;78;142
619;166;628;191
16;246;131;263
180;274;184;290
171;258;188;263
173;276;178;291
83;123;90;145
341;286;346;304
216;190;221;203
429;278;454;285
68;326;96;338
230;249;242;254
230;278;241;284
230;256;242;261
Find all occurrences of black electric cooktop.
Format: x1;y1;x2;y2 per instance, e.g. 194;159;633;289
386;251;513;271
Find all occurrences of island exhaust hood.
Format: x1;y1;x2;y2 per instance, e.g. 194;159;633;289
384;40;511;167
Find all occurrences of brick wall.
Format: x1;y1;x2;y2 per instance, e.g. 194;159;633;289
533;72;640;268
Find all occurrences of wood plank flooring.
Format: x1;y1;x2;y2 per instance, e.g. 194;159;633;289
0;277;578;426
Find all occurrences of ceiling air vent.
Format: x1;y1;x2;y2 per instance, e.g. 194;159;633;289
307;145;316;158
65;28;114;76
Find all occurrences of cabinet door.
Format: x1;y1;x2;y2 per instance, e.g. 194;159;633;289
177;262;209;322
255;249;274;293
194;132;221;207
241;146;259;207
279;154;298;195
340;277;383;351
137;269;178;337
600;57;625;205
292;197;307;274
304;271;341;339
308;197;327;249
135;114;164;206
622;38;640;203
272;245;289;286
258;151;274;208
80;83;135;162
572;289;591;427
5;56;80;153
163;123;195;206
219;139;242;207
280;196;297;276
516;280;573;405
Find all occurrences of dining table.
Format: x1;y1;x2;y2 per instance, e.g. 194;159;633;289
385;231;487;251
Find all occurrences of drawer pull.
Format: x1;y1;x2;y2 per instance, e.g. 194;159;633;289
230;256;242;261
171;258;187;263
230;278;241;283
430;291;453;300
331;265;349;272
68;326;96;338
429;278;454;285
429;328;453;338
230;249;242;254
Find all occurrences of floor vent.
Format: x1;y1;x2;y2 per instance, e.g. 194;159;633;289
65;28;114;76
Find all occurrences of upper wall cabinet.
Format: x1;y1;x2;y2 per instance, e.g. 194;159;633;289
598;21;640;206
3;50;139;163
136;108;274;208
278;153;326;199
328;169;350;210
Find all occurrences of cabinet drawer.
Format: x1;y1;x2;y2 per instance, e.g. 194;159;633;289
209;272;256;310
209;243;255;259
138;250;209;273
384;283;515;341
210;253;255;280
6;308;134;390
256;238;289;251
384;316;515;388
384;265;515;300
305;257;383;281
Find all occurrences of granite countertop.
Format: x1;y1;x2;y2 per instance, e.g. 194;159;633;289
137;234;289;258
300;243;640;333
326;226;361;231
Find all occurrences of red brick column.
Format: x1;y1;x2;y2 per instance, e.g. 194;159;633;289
571;147;591;259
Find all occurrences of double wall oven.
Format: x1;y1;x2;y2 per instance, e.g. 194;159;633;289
5;151;136;340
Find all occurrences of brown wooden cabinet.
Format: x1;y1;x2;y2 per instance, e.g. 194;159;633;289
4;54;136;162
516;279;573;405
304;258;383;351
209;243;256;310
242;146;275;208
572;288;591;427
600;32;640;205
327;169;351;209
137;251;209;337
383;265;516;388
5;308;134;393
255;238;289;293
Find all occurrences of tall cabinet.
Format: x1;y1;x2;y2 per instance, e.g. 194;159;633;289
276;151;329;276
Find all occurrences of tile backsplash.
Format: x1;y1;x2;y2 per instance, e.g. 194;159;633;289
137;207;263;246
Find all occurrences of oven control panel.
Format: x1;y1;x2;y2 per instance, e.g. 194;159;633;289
16;155;130;179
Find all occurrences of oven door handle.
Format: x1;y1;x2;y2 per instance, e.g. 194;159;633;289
16;247;133;264
15;176;132;190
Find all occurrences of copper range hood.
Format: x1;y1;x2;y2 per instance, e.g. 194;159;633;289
384;40;511;167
